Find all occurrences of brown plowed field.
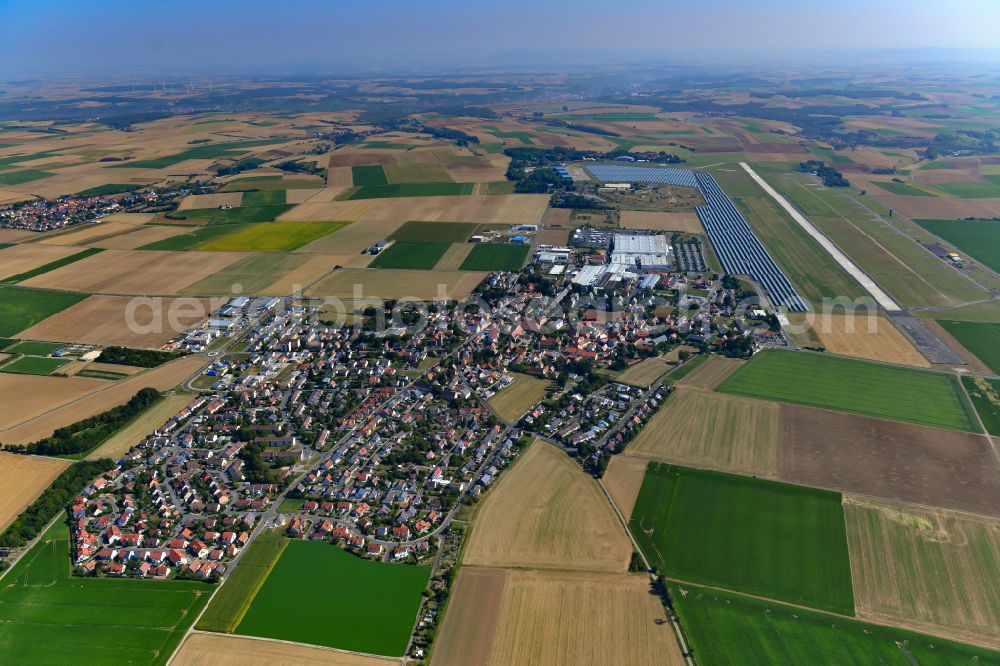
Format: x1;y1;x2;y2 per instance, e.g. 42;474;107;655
430;567;508;666
845;496;1000;649
463;440;632;572
780;405;1000;516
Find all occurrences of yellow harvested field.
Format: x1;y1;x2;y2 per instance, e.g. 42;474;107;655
0;228;37;243
284;188;320;204
305;268;485;301
0;354;206;445
278;199;378;222
326;166;353;187
626;388;779;478
0;244;83;280
487;373;549;422
0;451;70;531
464;440;633;572
16;295;212;348
442;162;507;183
487;194;549;225
88;224;192;250
845;496;1000;649
86;392;193;461
261;253;343;294
0;374;102;430
433;243;474;271
22;249;249;294
676;355;744;390
98;213;157;224
173;633;400;666
301;187;349;203
37;222;138;246
431;567;508;666
603;455;649;521
620;210;703;233
787;313;930;368
614;356;673;387
177;192;244;210
488;570;684;666
296;219;404;254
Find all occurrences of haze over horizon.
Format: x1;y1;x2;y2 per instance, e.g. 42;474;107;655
2;0;999;77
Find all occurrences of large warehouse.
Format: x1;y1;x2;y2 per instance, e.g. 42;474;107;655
610;233;672;270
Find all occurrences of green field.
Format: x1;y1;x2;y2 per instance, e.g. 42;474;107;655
383;162;453;184
483;127;536;145
914;218;1000;274
388;221;479;243
485;180;516;194
937;320;1000;375
717;350;977;431
0;355;71;375
670;582;1000;666
2;247;103;284
874;180;942;197
221;178;319;192
933;176;1000;199
351;164;388;186
196;530;286;633
962;375;1000;436
347;182;473;199
139;223;255;251
235;540;429;656
182;253;313;295
661;353;708;384
0;286;88;337
0;169;54;185
5;340;63;355
631;463;854;614
459;243;530;271
111;138;286;169
241;189;286;206
0;518;211;665
164;205;293;226
75;183;143;196
370;240;451;269
197;220;348;252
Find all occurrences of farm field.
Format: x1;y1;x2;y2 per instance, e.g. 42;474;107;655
196;220;349;252
0;355;71;375
601;454;649;521
486;570;683;666
717;349;977;431
660;353;708;384
0;451;69;530
0;518;211;666
626;388;779;477
619;210;703;233
85;392;193;460
0;373;102;429
463;440;632;572
674;354;743;389
670;581;1000;666
0;244;87;281
369;241;451;270
432;243;474;270
779;405;1000;516
173;633;401;666
110;138;288;169
845;496;1000;649
388;220;479;242
787;313;930;367
177;192;244;210
0;286;88;336
0;354;206;445
196;530;287;633
16;295;211;348
347;182;473;200
963;375;1000;436
914;218;1000;274
137;223;256;251
1;247;103;284
351;164;388;186
383;162;453;183
936;320;1000;374
630;463;854;614
4;340;63;355
486;372;549;422
613;356;673;387
165;204;295;226
305;268;485;301
458;243;530;271
181;253;316;295
235;540;429;657
430;567;508;666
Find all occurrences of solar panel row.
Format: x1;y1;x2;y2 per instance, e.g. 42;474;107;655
584;165;699;188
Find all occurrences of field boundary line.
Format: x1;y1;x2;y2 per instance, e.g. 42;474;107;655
739;162;900;311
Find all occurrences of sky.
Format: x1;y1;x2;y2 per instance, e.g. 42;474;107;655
1;0;999;77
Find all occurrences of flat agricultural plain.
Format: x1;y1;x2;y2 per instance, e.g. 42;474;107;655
614;356;673;387
779;405;1000;517
0;286;89;337
936;320;1000;375
845;496;1000;649
16;295;212;348
197;221;349;252
0;244;88;280
173;633;401;666
787;313;930;368
306;268;485;302
459;243;530;272
626;388;779;478
235;540;429;657
631;463;855;614
674;354;743;390
619;210;703;233
717;349;977;431
0;451;69;530
0;519;209;666
0;354;205;445
430;567;508;666
602;455;650;521
670;581;1000;666
486;570;684;666
963;375;1000;436
463;440;633;572
487;372;549;422
0;373;102;430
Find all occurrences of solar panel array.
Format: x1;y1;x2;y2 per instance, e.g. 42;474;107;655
693;172;808;311
585;165;699;188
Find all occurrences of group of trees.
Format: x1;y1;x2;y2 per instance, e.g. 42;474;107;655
98;346;183;368
4;388;162;457
799;160;850;187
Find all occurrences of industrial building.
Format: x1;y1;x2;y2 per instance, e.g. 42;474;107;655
610;233;672;270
